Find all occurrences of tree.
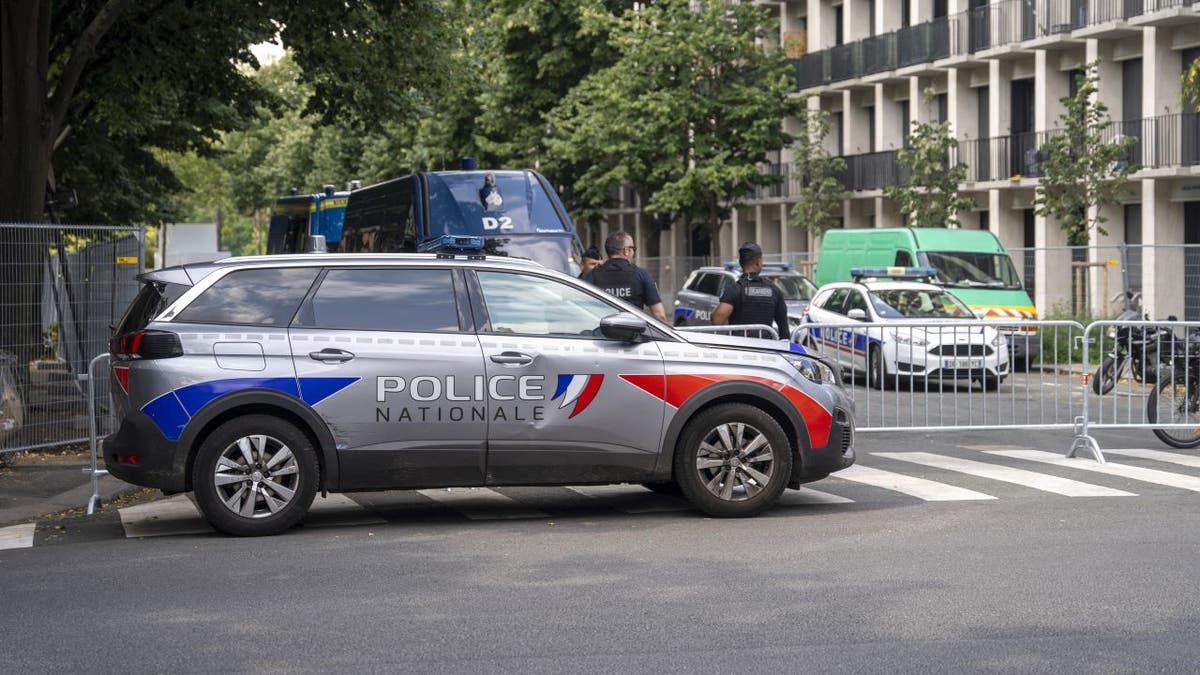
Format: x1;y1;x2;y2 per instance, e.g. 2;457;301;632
789;106;846;233
546;0;803;254
0;0;454;367
1034;63;1137;246
885;92;974;228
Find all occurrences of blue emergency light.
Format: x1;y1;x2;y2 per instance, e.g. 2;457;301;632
850;266;938;281
424;234;488;258
723;261;740;271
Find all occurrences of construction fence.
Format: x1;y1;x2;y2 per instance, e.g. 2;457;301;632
0;223;143;455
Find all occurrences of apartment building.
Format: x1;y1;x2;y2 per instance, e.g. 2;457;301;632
604;0;1200;319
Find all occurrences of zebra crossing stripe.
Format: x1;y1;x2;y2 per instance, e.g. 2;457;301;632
833;464;996;501
986;450;1200;492
777;487;855;505
120;494;212;538
302;493;386;527
1102;448;1200;469
416;487;551;520
875;452;1136;497
0;523;36;551
566;485;690;513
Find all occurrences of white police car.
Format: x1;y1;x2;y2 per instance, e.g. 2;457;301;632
800;267;1009;390
673;262;817;333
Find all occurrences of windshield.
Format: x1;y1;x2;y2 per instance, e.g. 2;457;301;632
870;288;975;319
766;274;818;301
925;251;1023;289
427;172;569;237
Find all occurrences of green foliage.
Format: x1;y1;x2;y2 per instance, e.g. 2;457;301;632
789;105;846;233
545;0;803;241
1034;63;1137;246
1184;57;1200;111
885;92;974;228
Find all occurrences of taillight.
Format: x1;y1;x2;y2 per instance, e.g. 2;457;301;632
111;330;183;360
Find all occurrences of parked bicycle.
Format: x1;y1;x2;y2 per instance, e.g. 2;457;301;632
1146;328;1200;449
1092;292;1178;395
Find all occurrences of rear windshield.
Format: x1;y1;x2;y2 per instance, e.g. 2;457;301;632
426;172;569;236
115;281;190;335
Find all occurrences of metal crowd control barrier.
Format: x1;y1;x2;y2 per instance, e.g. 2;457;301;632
789;319;1101;458
675;324;780;340
1077;320;1200;456
84;353;111;514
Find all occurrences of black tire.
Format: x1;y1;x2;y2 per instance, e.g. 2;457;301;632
868;346;888;390
1148;377;1200;449
1092;356;1123;396
980;375;1001;392
193;415;319;536
673;403;792;518
642;481;683;497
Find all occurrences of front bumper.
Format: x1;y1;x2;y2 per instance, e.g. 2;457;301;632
792;405;855;485
103;410;188;493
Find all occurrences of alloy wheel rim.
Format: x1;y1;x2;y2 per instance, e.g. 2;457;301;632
213;434;300;519
694;422;774;502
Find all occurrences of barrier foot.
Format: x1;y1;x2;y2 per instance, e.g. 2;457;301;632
1068;434;1105;464
87;494;102;515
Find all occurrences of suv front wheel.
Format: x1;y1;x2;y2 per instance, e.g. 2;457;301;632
193;415;319;536
673;403;792;517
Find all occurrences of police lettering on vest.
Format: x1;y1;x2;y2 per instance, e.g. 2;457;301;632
729;275;779;326
587;259;645;308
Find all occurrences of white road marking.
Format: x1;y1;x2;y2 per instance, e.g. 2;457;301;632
303;493;386;527
416;487;550;520
0;523;36;551
874;452;1136;497
833;464;995;501
120;494;212;538
1102;448;1200;468
566;485;690;513
986;450;1200;492
777;488;855;505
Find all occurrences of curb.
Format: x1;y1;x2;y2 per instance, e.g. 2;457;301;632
0;474;140;527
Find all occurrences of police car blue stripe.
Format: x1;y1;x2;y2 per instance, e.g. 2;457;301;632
297;377;360;406
552;374;573;400
142;392;191;442
141;377;360;441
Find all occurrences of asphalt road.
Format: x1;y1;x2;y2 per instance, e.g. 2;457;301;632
3;422;1200;673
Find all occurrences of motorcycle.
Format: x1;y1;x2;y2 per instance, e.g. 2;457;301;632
1092;293;1179;395
1146;328;1200;449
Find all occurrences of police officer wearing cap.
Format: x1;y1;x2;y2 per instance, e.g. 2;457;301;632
582;230;667;322
712;241;789;338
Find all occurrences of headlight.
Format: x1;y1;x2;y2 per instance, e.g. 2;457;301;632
990;332;1006;348
890;329;928;347
787;355;839;386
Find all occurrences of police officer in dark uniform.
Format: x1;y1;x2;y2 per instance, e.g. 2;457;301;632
712;241;789;338
582;230;667;322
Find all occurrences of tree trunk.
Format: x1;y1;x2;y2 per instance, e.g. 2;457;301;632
0;1;52;223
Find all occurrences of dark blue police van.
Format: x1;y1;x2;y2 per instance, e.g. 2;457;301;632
337;168;584;275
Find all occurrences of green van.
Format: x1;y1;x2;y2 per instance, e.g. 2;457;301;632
814;228;1040;365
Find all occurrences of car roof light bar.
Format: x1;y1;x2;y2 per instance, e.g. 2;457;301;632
850;266;938;281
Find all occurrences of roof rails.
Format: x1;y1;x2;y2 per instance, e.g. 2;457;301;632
850;266;938;282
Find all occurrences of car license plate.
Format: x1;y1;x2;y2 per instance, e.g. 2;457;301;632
943;358;983;369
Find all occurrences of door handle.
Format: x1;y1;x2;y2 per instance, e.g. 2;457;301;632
309;348;355;363
490;351;534;365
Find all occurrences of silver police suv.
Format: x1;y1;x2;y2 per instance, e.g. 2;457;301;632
674;262;818;334
105;250;855;536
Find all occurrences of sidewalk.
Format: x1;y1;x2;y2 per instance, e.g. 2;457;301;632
0;449;140;527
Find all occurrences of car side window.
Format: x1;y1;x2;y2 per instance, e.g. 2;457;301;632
822;288;850;315
476;271;622;338
694;273;721;297
845;290;869;315
294;268;460;332
175;268;319;326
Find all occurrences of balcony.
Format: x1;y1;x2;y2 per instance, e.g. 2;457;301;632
790;0;1198;92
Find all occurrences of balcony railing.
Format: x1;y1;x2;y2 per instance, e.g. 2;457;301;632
791;0;1198;91
751;113;1200;199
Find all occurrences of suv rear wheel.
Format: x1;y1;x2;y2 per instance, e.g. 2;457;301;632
193;415;318;536
673;403;791;517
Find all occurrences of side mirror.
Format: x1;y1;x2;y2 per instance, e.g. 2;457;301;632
847;308;868;322
600;312;648;342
